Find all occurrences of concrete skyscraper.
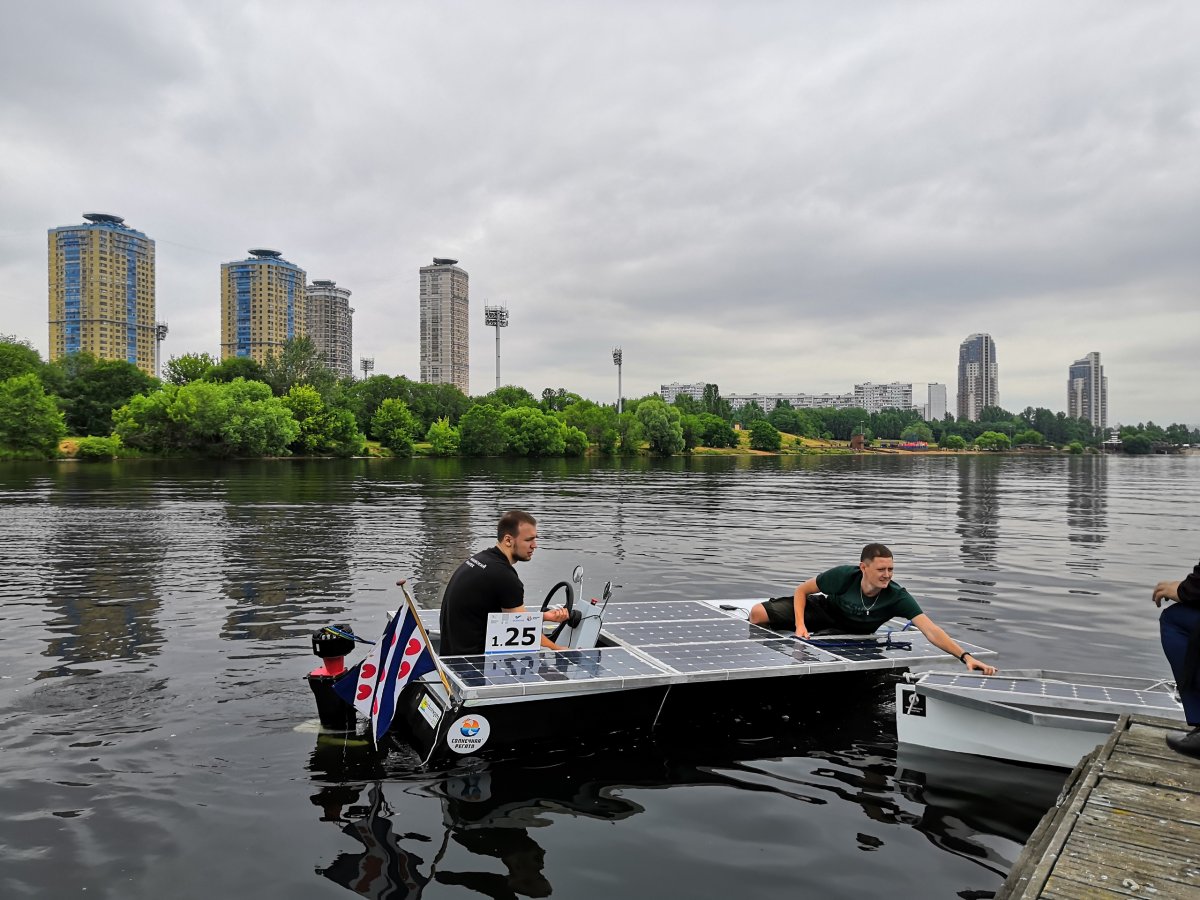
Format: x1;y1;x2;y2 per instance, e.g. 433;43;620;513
957;333;998;421
1067;351;1107;430
419;258;469;393
925;383;947;421
47;213;157;375
220;249;307;364
306;280;354;378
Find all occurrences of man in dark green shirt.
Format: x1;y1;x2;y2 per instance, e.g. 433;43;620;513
749;543;996;675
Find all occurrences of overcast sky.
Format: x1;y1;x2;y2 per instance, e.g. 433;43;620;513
2;1;1197;424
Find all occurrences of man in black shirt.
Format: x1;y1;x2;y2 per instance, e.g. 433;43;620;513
438;510;570;656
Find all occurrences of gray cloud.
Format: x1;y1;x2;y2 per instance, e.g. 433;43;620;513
1;0;1196;423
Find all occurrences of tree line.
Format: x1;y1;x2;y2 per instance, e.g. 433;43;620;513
1;337;1195;459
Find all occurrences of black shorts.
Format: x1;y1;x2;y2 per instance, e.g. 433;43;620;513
760;593;854;634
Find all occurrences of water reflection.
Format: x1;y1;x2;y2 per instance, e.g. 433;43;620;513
219;462;358;642
956;458;1001;571
1065;457;1107;575
39;464;166;675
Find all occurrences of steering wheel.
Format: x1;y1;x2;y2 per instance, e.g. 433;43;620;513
540;580;579;642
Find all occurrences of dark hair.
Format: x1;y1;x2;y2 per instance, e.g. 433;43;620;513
860;543;893;563
497;509;537;541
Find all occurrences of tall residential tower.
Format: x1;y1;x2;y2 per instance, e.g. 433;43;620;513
306;280;354;378
1067;351;1107;430
419;258;469;393
47;213;157;375
220;249;307;363
957;333;998;421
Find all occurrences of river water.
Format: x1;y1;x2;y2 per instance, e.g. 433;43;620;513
0;454;1195;899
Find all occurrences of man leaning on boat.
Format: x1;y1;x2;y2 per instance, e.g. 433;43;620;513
1152;560;1200;759
437;509;570;656
750;543;998;676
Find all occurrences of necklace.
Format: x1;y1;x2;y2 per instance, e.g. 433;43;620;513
860;584;878;615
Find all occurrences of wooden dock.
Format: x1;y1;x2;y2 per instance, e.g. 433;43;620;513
998;714;1200;899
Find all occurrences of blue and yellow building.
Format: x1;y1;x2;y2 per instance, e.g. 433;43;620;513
220;249;307;363
47;213;157;375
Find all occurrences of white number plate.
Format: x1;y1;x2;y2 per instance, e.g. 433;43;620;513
484;611;542;654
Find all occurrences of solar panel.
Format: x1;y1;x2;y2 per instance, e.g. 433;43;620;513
918;672;1183;713
643;639;844;676
602;600;732;624
441;646;671;698
602;618;780;646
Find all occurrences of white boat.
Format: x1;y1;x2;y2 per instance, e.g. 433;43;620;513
895;669;1185;769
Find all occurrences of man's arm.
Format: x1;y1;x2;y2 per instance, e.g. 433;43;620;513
502;604;569;650
911;613;997;675
1154;561;1200;608
792;578;820;638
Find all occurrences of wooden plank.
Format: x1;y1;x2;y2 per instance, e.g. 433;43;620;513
998;714;1200;899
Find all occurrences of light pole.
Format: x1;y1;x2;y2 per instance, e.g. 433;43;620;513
484;304;509;390
612;347;623;413
154;322;169;378
360;357;374;380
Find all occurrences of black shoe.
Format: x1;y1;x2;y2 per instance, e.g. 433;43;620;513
1166;727;1200;759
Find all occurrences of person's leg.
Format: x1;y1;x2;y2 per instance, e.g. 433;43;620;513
1161;602;1200;724
750;597;795;630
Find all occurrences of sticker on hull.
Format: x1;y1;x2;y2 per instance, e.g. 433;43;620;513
447;714;491;753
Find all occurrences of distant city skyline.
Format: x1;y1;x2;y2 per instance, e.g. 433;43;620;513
6;4;1198;424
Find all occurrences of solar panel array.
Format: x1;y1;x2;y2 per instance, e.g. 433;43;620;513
918;672;1182;713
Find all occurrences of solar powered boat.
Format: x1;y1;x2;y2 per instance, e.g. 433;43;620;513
896;669;1185;768
390;592;995;767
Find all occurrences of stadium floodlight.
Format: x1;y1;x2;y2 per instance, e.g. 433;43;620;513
360;357;375;380
155;322;169;378
484;304;509;390
612;347;623;413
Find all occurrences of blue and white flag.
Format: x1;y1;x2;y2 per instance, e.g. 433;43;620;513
334;603;438;743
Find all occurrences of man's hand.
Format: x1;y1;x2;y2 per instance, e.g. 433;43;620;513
794;625;810;640
966;655;997;676
1153;580;1181;608
543;606;570;624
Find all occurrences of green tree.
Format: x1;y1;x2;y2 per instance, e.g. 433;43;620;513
262;337;336;398
458;403;509;456
560;400;619;452
974;431;1011;451
206;355;266;384
426;417;460;456
371;397;421;456
616;411;644;455
113;378;298;457
701;383;732;419
733;401;766;428
749;419;782;451
1013;429;1044;446
480;385;539;409
1067;441;1085;454
942;435;968;450
0;338;45;382
51;354;157;436
697;413;739;448
502;406;566;456
0;373;66;457
284;384;365;456
562;424;589;456
1122;434;1153;455
900;422;934;442
163;352;218;385
635;399;685;455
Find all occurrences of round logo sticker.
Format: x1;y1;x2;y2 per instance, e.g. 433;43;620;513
446;714;491;754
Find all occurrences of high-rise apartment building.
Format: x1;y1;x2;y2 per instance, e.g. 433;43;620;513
854;382;913;414
1067;351;1107;430
220;249;307;363
47;213;157;375
925;383;947;421
419;258;469;393
660;382;708;404
957;333;998;421
306;280;354;379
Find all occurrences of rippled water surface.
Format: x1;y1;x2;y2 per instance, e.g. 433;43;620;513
1;454;1196;898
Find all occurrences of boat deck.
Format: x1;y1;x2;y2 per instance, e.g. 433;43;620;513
998;714;1200;899
426;599;994;702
